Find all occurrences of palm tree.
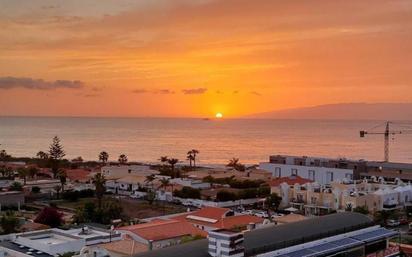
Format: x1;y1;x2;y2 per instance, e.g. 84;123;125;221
190;149;199;168
93;173;106;209
118;154;128;164
17;167;29;185
159;156;169;163
145;174;156;189
158;177;170;190
227;158;245;171
186;151;194;167
57;170;67;192
227;158;240;169
99;151;109;164
168;158;179;178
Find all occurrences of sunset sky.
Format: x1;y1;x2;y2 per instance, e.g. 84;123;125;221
1;0;412;118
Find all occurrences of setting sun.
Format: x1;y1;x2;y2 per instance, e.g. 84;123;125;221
215;113;223;119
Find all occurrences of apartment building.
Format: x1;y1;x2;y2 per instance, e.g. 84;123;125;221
134;213;399;257
261;154;412;185
260;155;358;185
271;176;412;215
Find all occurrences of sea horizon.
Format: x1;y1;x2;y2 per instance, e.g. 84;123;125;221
1;117;412;165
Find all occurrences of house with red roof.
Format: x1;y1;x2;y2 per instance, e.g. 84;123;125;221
172;206;265;232
116;219;206;250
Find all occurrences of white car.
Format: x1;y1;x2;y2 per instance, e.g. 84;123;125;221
241;210;254;215
254;211;269;218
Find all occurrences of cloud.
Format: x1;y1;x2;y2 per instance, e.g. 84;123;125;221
182;88;207;94
132;89;148;94
0;77;84;90
250;91;261;96
132;88;175;94
156;89;175;94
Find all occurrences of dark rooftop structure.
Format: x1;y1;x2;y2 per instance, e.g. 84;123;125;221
134;212;373;257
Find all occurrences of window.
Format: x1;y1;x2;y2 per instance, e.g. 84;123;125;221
326;172;334;183
275;167;281;178
311;197;317;205
291;168;298;176
345;173;353;180
308;170;315;181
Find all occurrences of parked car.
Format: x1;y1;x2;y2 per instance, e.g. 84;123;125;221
386;219;400;227
254;211;269;218
241;210;254;215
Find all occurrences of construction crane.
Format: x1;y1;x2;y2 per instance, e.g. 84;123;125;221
360;121;412;162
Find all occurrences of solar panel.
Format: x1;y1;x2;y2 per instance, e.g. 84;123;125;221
284;248;316;257
331;237;360;247
351;228;398;242
308;242;337;252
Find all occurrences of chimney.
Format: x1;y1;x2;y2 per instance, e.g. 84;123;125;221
208;229;244;257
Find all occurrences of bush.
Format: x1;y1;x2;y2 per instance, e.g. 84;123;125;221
216;190;238;202
173;187;201;199
34;207;64;227
9;182;23;191
32;186;41;193
62;189;95;202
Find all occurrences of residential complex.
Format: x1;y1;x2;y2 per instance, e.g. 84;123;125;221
261;154;412;185
134;213;399;257
270;175;412;215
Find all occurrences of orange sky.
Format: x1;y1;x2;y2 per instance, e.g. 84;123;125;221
0;0;412;118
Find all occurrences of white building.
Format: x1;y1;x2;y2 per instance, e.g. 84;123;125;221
260;155;355;185
5;226;121;256
101;165;159;178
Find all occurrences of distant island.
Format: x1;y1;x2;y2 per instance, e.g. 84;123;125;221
246;103;412;120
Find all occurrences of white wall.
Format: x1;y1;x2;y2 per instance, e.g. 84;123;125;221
260;162;353;185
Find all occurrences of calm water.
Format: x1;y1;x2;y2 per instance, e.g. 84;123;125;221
0;117;411;164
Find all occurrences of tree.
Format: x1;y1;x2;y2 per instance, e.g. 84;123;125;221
145;190;156;205
49;136;65;178
71;156;83;163
173;186;201;199
36;151;49;160
216;190;238;202
0;150;11;161
9;182;23;191
190;149;199;168
352;206;369;215
92;173;106;209
186;151;194;167
57;170;67;192
227;158;245;171
17;167;29;185
145;174;156;189
118;154;128;164
374;210;393;225
54;185;62;199
28;167;39;179
34;207;64;227
266;193;282;211
158;177;170;191
0;211;20;234
99;151;109;164
168;158;179;178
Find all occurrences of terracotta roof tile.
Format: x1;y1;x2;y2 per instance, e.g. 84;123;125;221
117;220;206;241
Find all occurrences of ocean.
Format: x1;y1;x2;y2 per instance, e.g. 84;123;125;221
0;117;411;165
